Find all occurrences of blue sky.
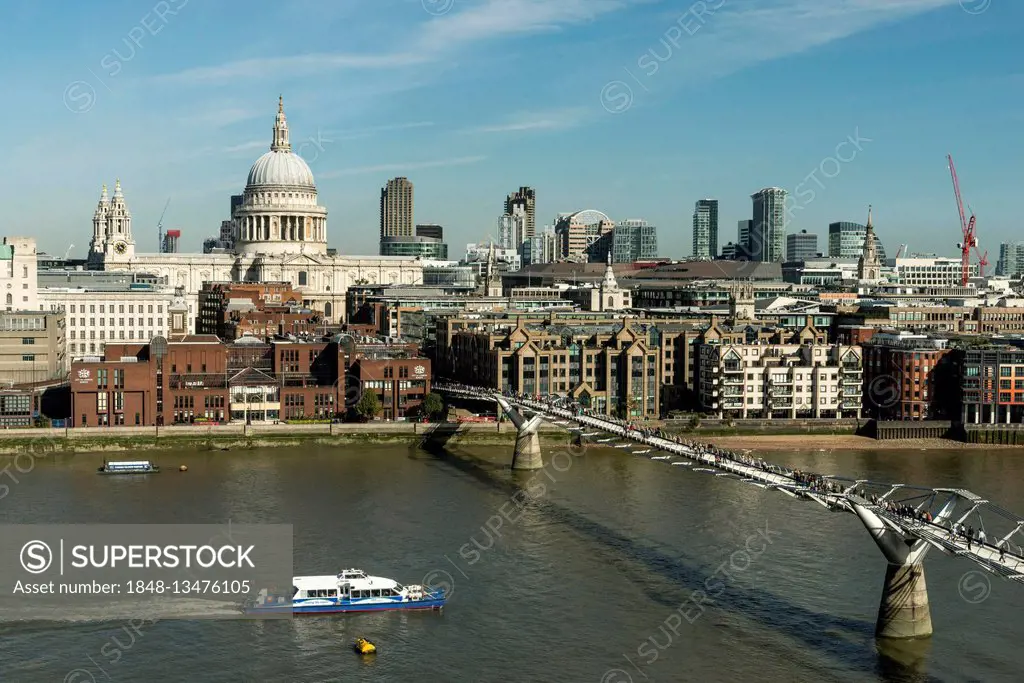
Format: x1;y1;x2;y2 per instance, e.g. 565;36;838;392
2;0;1020;262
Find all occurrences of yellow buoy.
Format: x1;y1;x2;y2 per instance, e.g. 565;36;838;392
354;638;376;655
179;465;188;472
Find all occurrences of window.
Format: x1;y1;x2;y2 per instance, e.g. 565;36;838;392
21;337;35;345
21;355;35;362
97;393;108;412
298;271;308;286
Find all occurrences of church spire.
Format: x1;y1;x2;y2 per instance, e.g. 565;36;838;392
99;184;109;206
271;96;291;152
866;204;874;232
113;179;123;199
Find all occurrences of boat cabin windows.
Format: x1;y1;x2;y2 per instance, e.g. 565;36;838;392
351;588;401;598
304;589;338;598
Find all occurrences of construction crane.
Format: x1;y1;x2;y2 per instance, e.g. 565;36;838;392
947;154;983;285
63;243;74;260
895;244;908;259
157;198;171;253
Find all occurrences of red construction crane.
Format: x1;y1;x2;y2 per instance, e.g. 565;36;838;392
948;154;984;285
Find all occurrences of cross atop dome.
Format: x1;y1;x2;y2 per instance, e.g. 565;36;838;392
271;96;291;152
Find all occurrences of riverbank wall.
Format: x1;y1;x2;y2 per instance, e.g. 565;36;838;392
0;419;1017;456
0;422;575;455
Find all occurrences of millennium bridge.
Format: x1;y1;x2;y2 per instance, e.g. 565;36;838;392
434;383;1024;640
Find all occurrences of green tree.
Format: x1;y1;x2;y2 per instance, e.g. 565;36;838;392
422;393;445;420
355;391;381;420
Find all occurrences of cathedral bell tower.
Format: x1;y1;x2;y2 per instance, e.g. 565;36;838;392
88;184;110;266
89;179;136;264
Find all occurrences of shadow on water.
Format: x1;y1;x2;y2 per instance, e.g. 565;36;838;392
415;424;945;683
876;639;934;683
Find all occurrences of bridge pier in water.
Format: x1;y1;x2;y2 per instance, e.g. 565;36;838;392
495;396;544;470
877;562;932;639
851;497;950;639
512;417;543;470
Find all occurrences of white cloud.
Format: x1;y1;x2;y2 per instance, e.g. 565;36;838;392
152;52;426;85
464;107;589;134
222;140;268;154
151;0;644;85
319;155;486;178
637;0;958;84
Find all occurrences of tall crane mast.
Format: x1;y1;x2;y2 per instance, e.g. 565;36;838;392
157;198;171;253
947;155;982;285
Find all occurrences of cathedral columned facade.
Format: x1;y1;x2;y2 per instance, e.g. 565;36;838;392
87;98;423;330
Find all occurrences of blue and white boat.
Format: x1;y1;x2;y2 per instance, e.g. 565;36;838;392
248;568;447;615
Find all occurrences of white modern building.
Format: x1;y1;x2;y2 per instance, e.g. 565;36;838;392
39;283;188;358
465;243;521;272
889;256;977;287
1;236;38;312
84;98;423;329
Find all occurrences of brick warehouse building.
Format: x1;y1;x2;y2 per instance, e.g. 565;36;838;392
861;331;960;421
71;334;430;426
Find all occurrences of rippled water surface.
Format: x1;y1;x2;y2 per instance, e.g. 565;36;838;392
1;442;1022;682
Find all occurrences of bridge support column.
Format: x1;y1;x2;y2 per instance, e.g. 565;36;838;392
876;562;932;639
851;498;946;640
512;422;543;470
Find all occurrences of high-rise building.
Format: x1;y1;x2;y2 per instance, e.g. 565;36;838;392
786;230;818;261
612;219;658;263
555;210;615;262
692;199;719;259
161;229;181;254
415;224;443;240
997;242;1024;278
736;220;753;258
380;177;414;247
498;213;525;251
828;221;887;261
750;188;787;262
505;187;536;240
520;227;559;266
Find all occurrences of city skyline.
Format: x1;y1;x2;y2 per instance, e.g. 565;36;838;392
3;0;1020;262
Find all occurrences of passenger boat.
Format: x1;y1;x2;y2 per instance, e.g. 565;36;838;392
97;460;160;475
247;568;447;615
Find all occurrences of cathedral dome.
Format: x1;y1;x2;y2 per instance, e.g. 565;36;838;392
246;150;315;188
244;96;315;190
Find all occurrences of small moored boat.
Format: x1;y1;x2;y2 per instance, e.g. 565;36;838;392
354;638;376;654
97;460;160;475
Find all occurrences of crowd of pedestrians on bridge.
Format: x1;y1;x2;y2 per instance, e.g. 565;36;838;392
443;384;1020;567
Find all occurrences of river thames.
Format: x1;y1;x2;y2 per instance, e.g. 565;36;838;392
1;440;1022;682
